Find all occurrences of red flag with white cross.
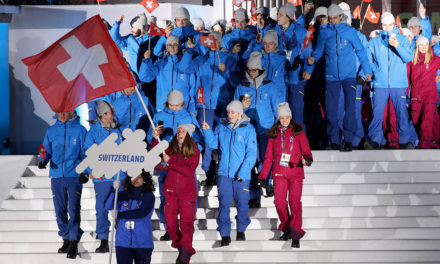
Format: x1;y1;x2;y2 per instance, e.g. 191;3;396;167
250;0;257;21
396;15;403;34
140;0;159;13
287;0;302;6
365;4;380;24
302;24;315;50
22;15;136;113
197;86;205;105
149;22;166;36
353;5;360;19
39;144;46;160
232;0;245;7
200;35;218;50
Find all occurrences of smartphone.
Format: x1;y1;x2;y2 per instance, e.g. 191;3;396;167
158;120;164;126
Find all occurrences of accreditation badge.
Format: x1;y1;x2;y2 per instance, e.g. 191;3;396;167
125;221;135;230
280;153;291;167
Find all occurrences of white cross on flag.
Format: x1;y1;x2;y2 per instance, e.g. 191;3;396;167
250;0;257;21
200;35;218;50
365;4;380;24
149;22;166;37
22;15;136;113
302;25;315;50
140;0;159;13
287;0;303;6
232;0;245;7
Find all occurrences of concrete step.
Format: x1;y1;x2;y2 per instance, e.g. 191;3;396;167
0;217;438;231
1;205;438;221
3;194;440;211
1;228;440;243
9;183;440;199
304;161;440;173
311;149;440;162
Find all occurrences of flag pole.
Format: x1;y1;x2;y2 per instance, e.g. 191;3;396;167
359;0;364;21
97;0;104;18
108;171;120;264
135;86;156;132
360;4;370;30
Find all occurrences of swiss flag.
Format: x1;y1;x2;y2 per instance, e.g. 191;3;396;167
250;0;257;21
353;5;360;19
22;15;136;113
140;0;159;13
200;35;218;50
362;0;372;2
302;25;315;50
396;15;403;34
232;0;245;7
197;86;205;105
39;144;46;160
287;0;302;6
149;22;166;37
365;5;380;24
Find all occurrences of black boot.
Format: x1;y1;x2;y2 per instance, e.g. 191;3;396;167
340;141;353;152
95;239;109;253
160;231;171;241
249;199;261;208
291;239;300;248
266;184;274;197
66;240;78;259
220;236;231;247
236;232;246;241
279;232;290;241
58;239;70;253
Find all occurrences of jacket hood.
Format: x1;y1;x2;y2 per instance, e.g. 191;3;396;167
55;113;79;126
223;114;251;130
245;70;266;89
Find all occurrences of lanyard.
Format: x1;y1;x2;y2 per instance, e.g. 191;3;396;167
280;129;294;153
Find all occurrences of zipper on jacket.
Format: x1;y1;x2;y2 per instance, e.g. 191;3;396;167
418;61;422;99
268;54;271;77
227;129;234;177
335;29;340;80
171;56;175;91
388;45;390;88
210;52;216;108
176;153;180;196
62;123;66;177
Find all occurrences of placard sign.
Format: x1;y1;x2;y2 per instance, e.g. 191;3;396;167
76;128;169;178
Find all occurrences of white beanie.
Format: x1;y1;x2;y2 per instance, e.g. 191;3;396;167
314;7;328;19
279;3;296;20
277;102;292;119
175;7;190;20
247;51;263;70
256;7;269;15
167;90;184;105
157;19;169;29
263;30;278;47
148;15;157;25
381;12;395;25
178;123;196;137
402;28;414;38
209;31;222;46
191;17;205;28
407;17;421;28
130;13;148;31
166;35;180;45
97;100;114;117
226;100;244;115
431;35;440;45
327;4;343;17
234;8;248;21
270;7;278;21
416;36;429;46
338;2;351;26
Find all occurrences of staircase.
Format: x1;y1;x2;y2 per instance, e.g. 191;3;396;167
1;150;440;263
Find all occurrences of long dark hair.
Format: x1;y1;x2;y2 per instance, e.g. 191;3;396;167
123;170;155;193
266;119;303;138
169;132;196;158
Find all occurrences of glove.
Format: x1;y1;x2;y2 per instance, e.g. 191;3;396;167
291;55;301;71
109;209;118;222
79;173;89;184
356;76;366;85
305;157;313;167
38;161;47;169
258;178;268;188
352;18;361;30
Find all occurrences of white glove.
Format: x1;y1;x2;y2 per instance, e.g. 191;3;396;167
109;209;118;222
113;180;121;190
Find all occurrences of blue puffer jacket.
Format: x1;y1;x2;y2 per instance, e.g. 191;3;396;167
410;16;432;50
257;22;277;39
222;27;257;55
203;115;257;181
261;51;288;93
84;121;126;182
109;22;160;74
105;187;155;249
146;108;202;148
178;49;237;111
139;54;197;114
153;25;207;57
312;23;372;81
368;29;413;88
234;74;284;134
41;116;87;178
103;90;154;132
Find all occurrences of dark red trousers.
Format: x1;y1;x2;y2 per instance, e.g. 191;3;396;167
411;101;439;148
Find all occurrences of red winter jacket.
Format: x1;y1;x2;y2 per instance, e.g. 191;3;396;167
258;122;313;182
163;141;200;197
407;51;440;103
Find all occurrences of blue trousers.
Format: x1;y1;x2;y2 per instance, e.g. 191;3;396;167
197;108;220;172
368;88;412;145
338;84;364;146
325;78;357;144
156;170;167;230
94;181;114;240
51;177;83;241
116;246;153;264
288;81;306;129
217;176;251;237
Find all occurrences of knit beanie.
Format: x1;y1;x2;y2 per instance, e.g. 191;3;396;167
338;2;351;25
256;7;269;15
97;100;114;117
247;51;263;70
263;30;278;47
327;4;343;17
130;13;148;31
178;123;196;137
148;15;157;25
279;3;296;20
416;36;429;46
314;6;327;19
226;100;244;115
166;35;180;45
209;31;222;46
191;17;205;28
175;7;190;20
234;8;248;21
381;12;395;25
167;90;184;105
277;102;292;119
402;28;414;38
407;17;421;28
